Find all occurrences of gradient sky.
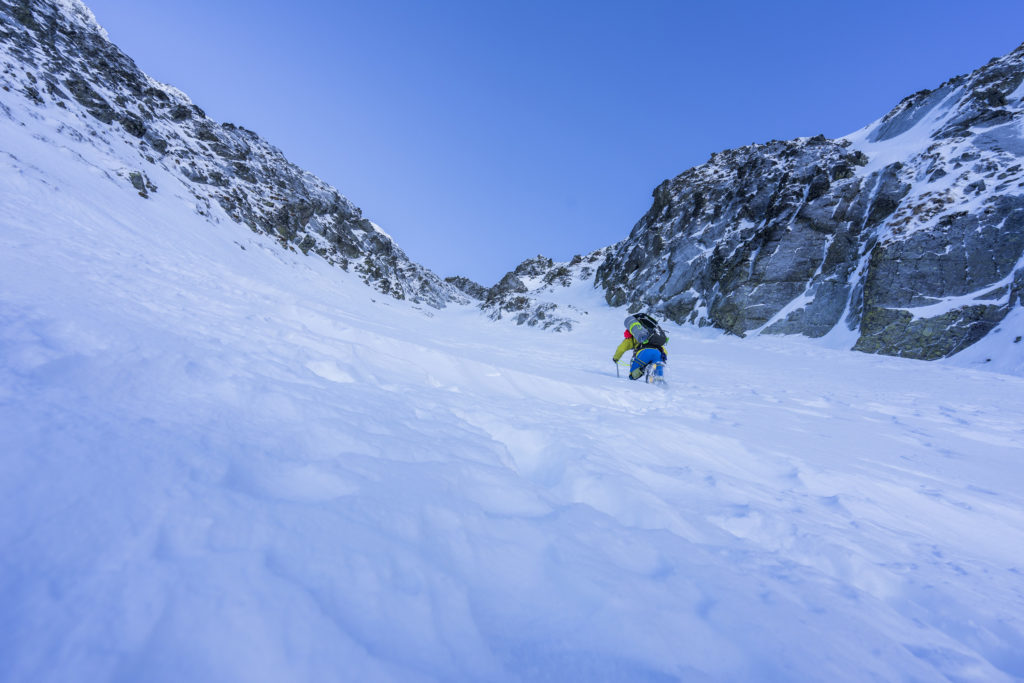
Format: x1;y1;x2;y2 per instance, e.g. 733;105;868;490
83;0;1024;285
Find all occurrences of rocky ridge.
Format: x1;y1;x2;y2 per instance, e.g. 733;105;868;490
5;0;1024;360
447;250;609;332
0;0;464;308
596;43;1024;359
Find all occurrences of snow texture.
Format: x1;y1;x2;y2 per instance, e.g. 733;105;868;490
3;48;1024;683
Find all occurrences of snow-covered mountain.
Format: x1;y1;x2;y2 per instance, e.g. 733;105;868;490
0;0;463;308
5;63;1024;682
597;43;1024;360
446;251;610;332
6;0;1023;366
5;56;1024;679
4;2;1024;681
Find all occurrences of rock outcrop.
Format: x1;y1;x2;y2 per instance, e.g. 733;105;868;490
475;251;608;332
596;44;1024;359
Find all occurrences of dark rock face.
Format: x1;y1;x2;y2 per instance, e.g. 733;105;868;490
597;138;891;337
0;0;462;308
596;42;1024;359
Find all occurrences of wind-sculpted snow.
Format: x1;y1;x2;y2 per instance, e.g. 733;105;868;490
0;0;461;308
3;64;1024;681
597;43;1024;361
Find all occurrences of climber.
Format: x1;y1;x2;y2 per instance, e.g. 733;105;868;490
612;313;668;381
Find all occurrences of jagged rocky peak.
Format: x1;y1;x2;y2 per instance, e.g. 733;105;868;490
443;276;488;302
0;0;464;308
868;43;1024;143
466;250;608;331
597;42;1024;360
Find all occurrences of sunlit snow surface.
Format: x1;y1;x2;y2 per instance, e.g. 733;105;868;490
3;93;1024;683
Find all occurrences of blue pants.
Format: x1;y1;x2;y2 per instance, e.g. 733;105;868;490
629;348;665;380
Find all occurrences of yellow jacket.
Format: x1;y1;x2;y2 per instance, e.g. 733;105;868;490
612;337;639;362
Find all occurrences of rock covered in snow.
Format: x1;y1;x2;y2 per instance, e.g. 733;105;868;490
443;275;488;301
479;251;608;331
597;43;1024;360
0;0;463;308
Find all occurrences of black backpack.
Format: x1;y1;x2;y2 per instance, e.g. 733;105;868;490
625;313;668;349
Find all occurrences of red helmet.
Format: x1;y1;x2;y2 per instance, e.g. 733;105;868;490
623;330;632;339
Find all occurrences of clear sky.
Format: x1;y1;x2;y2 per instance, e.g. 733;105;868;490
83;0;1024;285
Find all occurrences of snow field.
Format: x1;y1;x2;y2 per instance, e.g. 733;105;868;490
3;89;1024;681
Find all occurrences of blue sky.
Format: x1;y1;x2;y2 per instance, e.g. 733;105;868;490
84;0;1024;285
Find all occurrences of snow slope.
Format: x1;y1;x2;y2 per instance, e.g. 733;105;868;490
4;65;1024;683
